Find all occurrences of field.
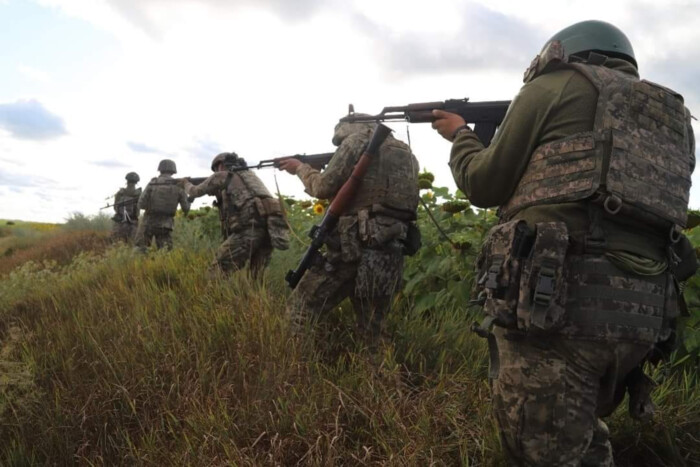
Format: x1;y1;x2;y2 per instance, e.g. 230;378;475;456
1;189;699;466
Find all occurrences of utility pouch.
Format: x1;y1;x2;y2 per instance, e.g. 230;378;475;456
626;366;656;421
402;222;422;256
669;233;698;282
475;220;534;329
338;216;362;262
267;215;290;251
366;215;407;248
517;222;569;334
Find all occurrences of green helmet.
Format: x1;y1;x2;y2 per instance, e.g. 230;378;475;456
545;20;636;68
125;172;140;183
157;159;177;174
210;152;241;172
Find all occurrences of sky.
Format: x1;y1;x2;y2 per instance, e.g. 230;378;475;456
1;0;699;222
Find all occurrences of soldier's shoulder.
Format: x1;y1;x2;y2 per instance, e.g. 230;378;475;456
338;133;369;155
344;132;369;145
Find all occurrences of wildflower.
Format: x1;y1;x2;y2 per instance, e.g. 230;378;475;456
313;203;325;215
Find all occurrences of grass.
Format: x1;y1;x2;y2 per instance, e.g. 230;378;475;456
0;209;698;465
0;247;501;465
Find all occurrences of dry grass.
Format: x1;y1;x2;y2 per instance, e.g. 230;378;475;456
0;230;109;276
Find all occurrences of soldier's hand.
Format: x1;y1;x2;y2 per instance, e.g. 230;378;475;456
278;158;302;175
432;110;467;142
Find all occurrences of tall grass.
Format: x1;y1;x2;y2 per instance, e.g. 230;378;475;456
0;247;502;465
0;204;699;465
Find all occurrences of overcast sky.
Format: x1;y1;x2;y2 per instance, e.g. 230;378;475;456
1;0;699;222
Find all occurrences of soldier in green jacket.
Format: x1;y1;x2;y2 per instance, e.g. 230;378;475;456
433;20;695;466
279;119;420;351
135;159;189;251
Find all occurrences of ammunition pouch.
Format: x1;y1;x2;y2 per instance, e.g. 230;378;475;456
517;222;570;335
402;223;422;256
474;220;534;329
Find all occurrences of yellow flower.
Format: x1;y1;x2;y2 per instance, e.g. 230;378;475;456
426;191;433;199
313;203;325;215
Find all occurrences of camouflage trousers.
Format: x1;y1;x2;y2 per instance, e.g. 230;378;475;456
213;226;272;277
288;246;403;350
134;225;173;251
491;327;652;466
110;221;138;244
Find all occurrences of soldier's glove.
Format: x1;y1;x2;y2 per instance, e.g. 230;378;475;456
626;366;656;422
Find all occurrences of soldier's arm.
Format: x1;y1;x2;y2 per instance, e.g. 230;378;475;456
296;135;363;199
184;172;228;199
449;72;596;208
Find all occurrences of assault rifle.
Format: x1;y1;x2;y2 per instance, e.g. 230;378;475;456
339;99;511;146
101;198;138;210
185;152;335;186
286;123;392;289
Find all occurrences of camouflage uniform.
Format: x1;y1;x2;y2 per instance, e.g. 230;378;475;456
452;36;694;466
135;173;189;251
289;122;420;349
110;185;141;243
184;162;289;277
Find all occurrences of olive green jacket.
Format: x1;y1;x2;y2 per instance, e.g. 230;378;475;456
450;58;673;262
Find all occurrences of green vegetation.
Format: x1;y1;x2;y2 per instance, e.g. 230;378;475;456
0;186;699;465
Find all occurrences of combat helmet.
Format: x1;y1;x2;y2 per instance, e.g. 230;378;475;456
157;159;177;174
210;152;242;172
545;20;636;68
125;172;140;183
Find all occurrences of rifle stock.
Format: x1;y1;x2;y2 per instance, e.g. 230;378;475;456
339;98;511;145
285;124;392;289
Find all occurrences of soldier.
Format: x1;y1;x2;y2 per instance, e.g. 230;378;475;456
110;172;141;243
432;20;695;466
135;159;189;251
278;119;420;351
181;152;289;277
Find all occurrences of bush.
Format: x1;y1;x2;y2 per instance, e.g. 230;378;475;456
63;212;112;231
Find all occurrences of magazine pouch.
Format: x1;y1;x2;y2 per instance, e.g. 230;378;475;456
475;220;534;329
517;222;569;334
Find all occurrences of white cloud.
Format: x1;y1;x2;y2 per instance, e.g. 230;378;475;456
17;64;53;84
2;0;699;222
